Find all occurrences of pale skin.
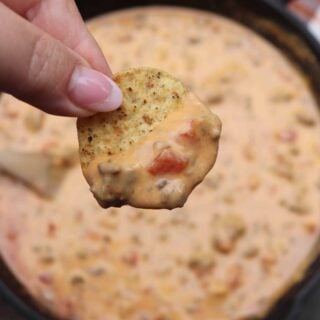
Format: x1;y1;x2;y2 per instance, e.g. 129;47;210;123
0;0;123;117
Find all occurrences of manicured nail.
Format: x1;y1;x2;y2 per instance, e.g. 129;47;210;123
68;66;122;112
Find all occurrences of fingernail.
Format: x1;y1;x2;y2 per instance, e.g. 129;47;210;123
68;66;122;112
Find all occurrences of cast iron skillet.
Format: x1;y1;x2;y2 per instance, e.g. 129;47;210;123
1;0;320;319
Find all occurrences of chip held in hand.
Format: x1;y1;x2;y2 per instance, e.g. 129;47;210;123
77;67;221;209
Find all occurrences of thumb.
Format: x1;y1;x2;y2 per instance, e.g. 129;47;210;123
0;3;122;117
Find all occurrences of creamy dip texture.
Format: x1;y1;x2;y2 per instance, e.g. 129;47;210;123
0;6;320;320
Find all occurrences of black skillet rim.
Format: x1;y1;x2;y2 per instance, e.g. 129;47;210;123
1;1;320;319
264;0;320;60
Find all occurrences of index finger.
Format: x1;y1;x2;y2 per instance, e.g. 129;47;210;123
2;0;111;75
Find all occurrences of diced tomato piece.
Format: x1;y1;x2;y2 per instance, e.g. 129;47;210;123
177;120;199;143
148;149;188;175
180;130;198;142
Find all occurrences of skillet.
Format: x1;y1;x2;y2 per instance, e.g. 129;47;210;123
0;0;320;319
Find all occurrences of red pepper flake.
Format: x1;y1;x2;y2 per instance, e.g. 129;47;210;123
148;149;188;176
38;273;53;285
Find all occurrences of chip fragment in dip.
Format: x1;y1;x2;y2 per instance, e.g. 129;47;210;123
77;67;221;209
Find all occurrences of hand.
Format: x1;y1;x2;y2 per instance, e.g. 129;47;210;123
0;0;122;116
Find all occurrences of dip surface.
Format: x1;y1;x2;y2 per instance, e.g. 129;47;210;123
0;7;320;320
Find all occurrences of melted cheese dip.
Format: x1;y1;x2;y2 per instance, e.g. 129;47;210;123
83;89;221;210
0;7;320;320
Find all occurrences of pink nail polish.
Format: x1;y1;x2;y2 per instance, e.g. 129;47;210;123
68;66;122;112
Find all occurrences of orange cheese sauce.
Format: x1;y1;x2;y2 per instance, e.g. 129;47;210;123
86;92;221;209
0;6;319;320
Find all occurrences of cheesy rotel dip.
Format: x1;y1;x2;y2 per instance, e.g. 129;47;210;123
77;68;221;210
0;7;320;320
